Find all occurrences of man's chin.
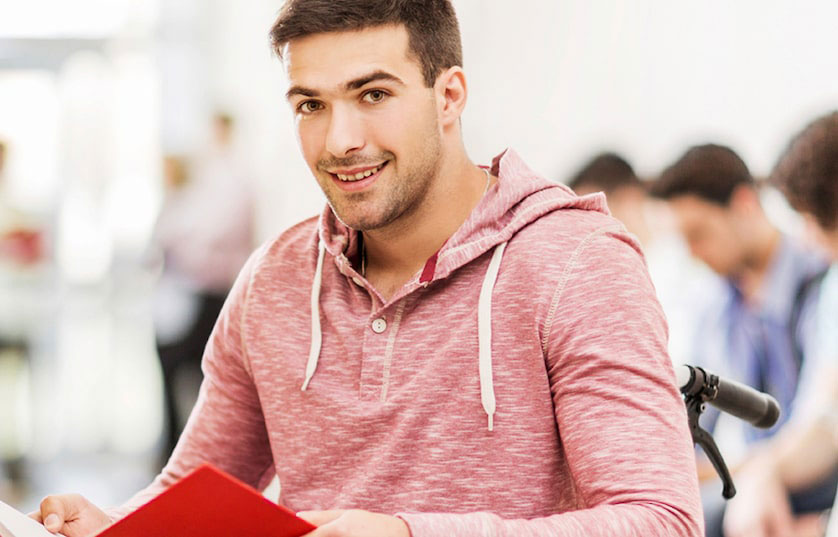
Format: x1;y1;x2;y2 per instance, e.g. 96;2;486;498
337;211;405;233
329;206;384;232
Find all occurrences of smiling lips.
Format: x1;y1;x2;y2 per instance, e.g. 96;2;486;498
333;162;386;182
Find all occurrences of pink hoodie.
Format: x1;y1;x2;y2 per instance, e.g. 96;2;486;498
115;149;703;536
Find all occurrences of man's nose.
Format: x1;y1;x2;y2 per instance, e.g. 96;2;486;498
325;104;364;158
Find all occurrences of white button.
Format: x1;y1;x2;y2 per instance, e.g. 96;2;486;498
352;276;364;286
371;318;387;333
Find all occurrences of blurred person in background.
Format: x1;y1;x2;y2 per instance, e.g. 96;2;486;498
723;111;838;537
149;113;256;465
0;139;46;504
650;143;836;537
567;152;652;246
567;152;653;246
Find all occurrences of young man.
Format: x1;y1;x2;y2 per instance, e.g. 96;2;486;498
723;111;838;537
33;2;702;536
650;144;832;537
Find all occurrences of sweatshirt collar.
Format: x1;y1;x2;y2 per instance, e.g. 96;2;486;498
317;148;608;286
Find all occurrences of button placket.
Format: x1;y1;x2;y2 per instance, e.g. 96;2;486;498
359;310;390;401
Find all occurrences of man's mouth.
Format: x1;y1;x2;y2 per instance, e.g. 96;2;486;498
333;162;387;182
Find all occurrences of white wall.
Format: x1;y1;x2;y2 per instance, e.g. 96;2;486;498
193;1;838;239
5;2;838;240
455;1;838;181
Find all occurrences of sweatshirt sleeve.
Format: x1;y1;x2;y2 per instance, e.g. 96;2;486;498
106;246;274;520
398;224;704;536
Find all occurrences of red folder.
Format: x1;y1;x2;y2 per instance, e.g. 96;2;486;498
97;464;316;537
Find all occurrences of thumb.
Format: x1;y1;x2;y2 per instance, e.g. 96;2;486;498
296;509;345;527
37;494;85;532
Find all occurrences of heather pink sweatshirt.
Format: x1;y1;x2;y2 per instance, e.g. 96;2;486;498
115;149;703;536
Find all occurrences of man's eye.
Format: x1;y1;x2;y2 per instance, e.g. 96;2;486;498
362;90;387;103
298;101;323;114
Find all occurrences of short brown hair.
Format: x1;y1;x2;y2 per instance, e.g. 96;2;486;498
771;112;838;230
568;152;641;195
650;144;753;205
269;0;463;87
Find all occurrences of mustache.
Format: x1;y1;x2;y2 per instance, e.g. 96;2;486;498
317;152;393;172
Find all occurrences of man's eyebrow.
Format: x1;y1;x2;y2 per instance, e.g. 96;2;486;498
285;71;405;101
344;70;405;91
285;86;319;101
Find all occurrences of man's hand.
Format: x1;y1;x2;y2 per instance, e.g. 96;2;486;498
297;509;410;537
28;494;112;537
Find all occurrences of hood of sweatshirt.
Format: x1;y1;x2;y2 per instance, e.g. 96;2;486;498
317;148;608;284
303;148;610;429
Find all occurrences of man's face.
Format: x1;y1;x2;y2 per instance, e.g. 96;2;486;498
284;25;442;231
670;195;746;277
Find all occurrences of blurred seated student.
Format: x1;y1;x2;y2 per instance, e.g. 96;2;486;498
567;152;654;246
0;139;47;502
723;111;838;537
650;144;835;537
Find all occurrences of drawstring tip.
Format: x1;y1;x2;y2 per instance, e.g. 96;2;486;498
301;378;310;391
487;414;494;432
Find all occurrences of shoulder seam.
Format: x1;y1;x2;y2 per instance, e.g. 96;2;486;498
541;222;625;355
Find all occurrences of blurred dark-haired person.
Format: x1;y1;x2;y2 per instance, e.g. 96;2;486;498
651;143;835;537
722;112;838;537
568;152;652;245
30;2;703;536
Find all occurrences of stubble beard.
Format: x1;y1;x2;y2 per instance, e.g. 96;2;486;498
321;121;442;233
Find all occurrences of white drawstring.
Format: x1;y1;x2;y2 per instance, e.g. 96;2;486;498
478;242;507;431
301;236;508;433
302;240;326;391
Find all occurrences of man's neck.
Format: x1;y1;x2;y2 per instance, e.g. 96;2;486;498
362;151;493;301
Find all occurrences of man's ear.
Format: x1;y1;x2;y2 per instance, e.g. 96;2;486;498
434;66;467;128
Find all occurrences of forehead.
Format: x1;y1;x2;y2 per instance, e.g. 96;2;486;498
670;195;729;226
283;25;421;92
